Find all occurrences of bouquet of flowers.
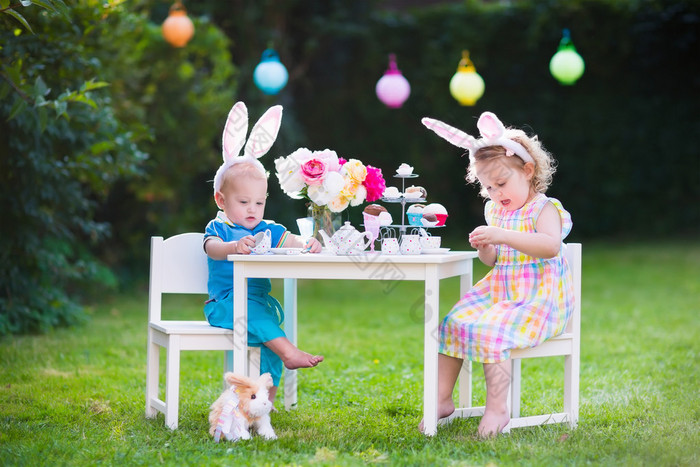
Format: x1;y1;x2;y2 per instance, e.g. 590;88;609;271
274;148;386;213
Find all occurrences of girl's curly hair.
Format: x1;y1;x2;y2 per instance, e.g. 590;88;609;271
466;128;556;198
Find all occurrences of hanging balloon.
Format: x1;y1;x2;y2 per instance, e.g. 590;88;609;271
253;49;289;95
449;50;485;106
549;29;585;85
162;1;194;48
375;54;411;108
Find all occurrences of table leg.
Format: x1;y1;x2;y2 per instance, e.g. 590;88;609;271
458;265;474;408
423;265;440;436
283;278;298;409
232;262;248;376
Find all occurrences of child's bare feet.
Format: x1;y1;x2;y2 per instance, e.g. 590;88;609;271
418;398;455;432
477;409;510;438
265;337;323;370
282;348;324;370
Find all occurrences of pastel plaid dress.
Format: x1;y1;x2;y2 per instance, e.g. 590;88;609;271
439;193;574;363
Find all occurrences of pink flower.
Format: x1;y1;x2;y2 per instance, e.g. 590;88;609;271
300;158;327;186
363;165;386;202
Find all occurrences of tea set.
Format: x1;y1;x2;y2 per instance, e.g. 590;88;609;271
317;222;443;256
246;222;444;256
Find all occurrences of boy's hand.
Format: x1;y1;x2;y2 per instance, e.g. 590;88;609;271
304;237;323;253
233;235;255;254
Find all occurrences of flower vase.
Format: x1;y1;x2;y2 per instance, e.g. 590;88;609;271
308;203;341;242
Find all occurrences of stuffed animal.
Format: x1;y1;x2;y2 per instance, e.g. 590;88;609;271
209;372;277;442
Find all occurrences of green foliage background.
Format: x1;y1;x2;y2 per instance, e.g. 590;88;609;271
1;0;698;335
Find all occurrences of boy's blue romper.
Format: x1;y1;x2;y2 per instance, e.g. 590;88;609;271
204;212;291;385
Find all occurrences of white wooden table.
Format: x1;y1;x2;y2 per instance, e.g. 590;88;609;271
227;250;477;436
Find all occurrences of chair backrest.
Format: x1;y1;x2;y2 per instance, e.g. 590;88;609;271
563;243;582;337
148;233;208;321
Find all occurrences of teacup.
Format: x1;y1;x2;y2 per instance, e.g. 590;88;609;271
251;229;272;254
400;234;422;255
381;237;400;255
420;235;441;250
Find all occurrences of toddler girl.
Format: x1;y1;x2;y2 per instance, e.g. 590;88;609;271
422;111;574;437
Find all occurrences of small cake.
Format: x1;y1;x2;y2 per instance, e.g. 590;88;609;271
363;204;387;216
422;213;438;222
422;203;447;215
405;185;427;199
396;163;414;175
383;186;401;198
406;204;425;214
423;203;448;226
378;211;393;226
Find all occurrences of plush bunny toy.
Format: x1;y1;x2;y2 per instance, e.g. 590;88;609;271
209;372;277;442
213;101;283;195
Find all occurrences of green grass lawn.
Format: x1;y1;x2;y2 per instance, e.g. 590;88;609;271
1;242;698;466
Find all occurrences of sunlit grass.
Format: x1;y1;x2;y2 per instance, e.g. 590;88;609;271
1;242;698;466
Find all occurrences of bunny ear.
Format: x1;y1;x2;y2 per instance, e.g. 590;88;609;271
222;102;249;162
258;372;273;389
476;111;505;139
421;117;475;150
224;372;253;389
244;105;283;159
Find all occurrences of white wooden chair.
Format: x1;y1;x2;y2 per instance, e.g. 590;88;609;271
445;243;582;432
145;232;261;430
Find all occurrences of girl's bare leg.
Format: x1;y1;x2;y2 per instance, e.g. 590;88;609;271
479;359;511;438
419;353;463;431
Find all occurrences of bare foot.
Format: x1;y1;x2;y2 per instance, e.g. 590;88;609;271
477;409;510;439
282;348;324;370
418;398;456;432
265;337;323;370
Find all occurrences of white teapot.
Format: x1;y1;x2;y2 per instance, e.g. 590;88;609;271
318;221;373;255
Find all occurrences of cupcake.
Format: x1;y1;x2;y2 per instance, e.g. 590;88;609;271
406;204;425;226
406;204;425;214
363;204;387;216
423;203;448;226
404;185;427;199
396;163;414;176
383;186;401;199
363;204;393;226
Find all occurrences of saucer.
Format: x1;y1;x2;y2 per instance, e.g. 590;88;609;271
421;248;450;254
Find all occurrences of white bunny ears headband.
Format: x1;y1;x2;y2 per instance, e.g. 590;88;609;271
213;101;283;194
421;111;533;164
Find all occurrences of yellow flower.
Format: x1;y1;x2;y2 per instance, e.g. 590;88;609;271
342;159;367;184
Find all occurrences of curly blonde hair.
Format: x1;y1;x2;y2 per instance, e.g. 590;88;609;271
466;128;556;198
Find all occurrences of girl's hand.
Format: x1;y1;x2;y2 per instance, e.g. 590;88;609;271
469;225;503;248
304;237;323;253
233;235;255;254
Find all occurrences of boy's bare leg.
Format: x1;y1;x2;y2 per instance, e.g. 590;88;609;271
267;385;277;403
419;353;463;431
265;336;323;370
479;359;511;438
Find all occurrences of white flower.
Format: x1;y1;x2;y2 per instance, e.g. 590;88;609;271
274;156;305;197
349;185;367;206
323;171;344;196
306;171;344;206
328;195;350;213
